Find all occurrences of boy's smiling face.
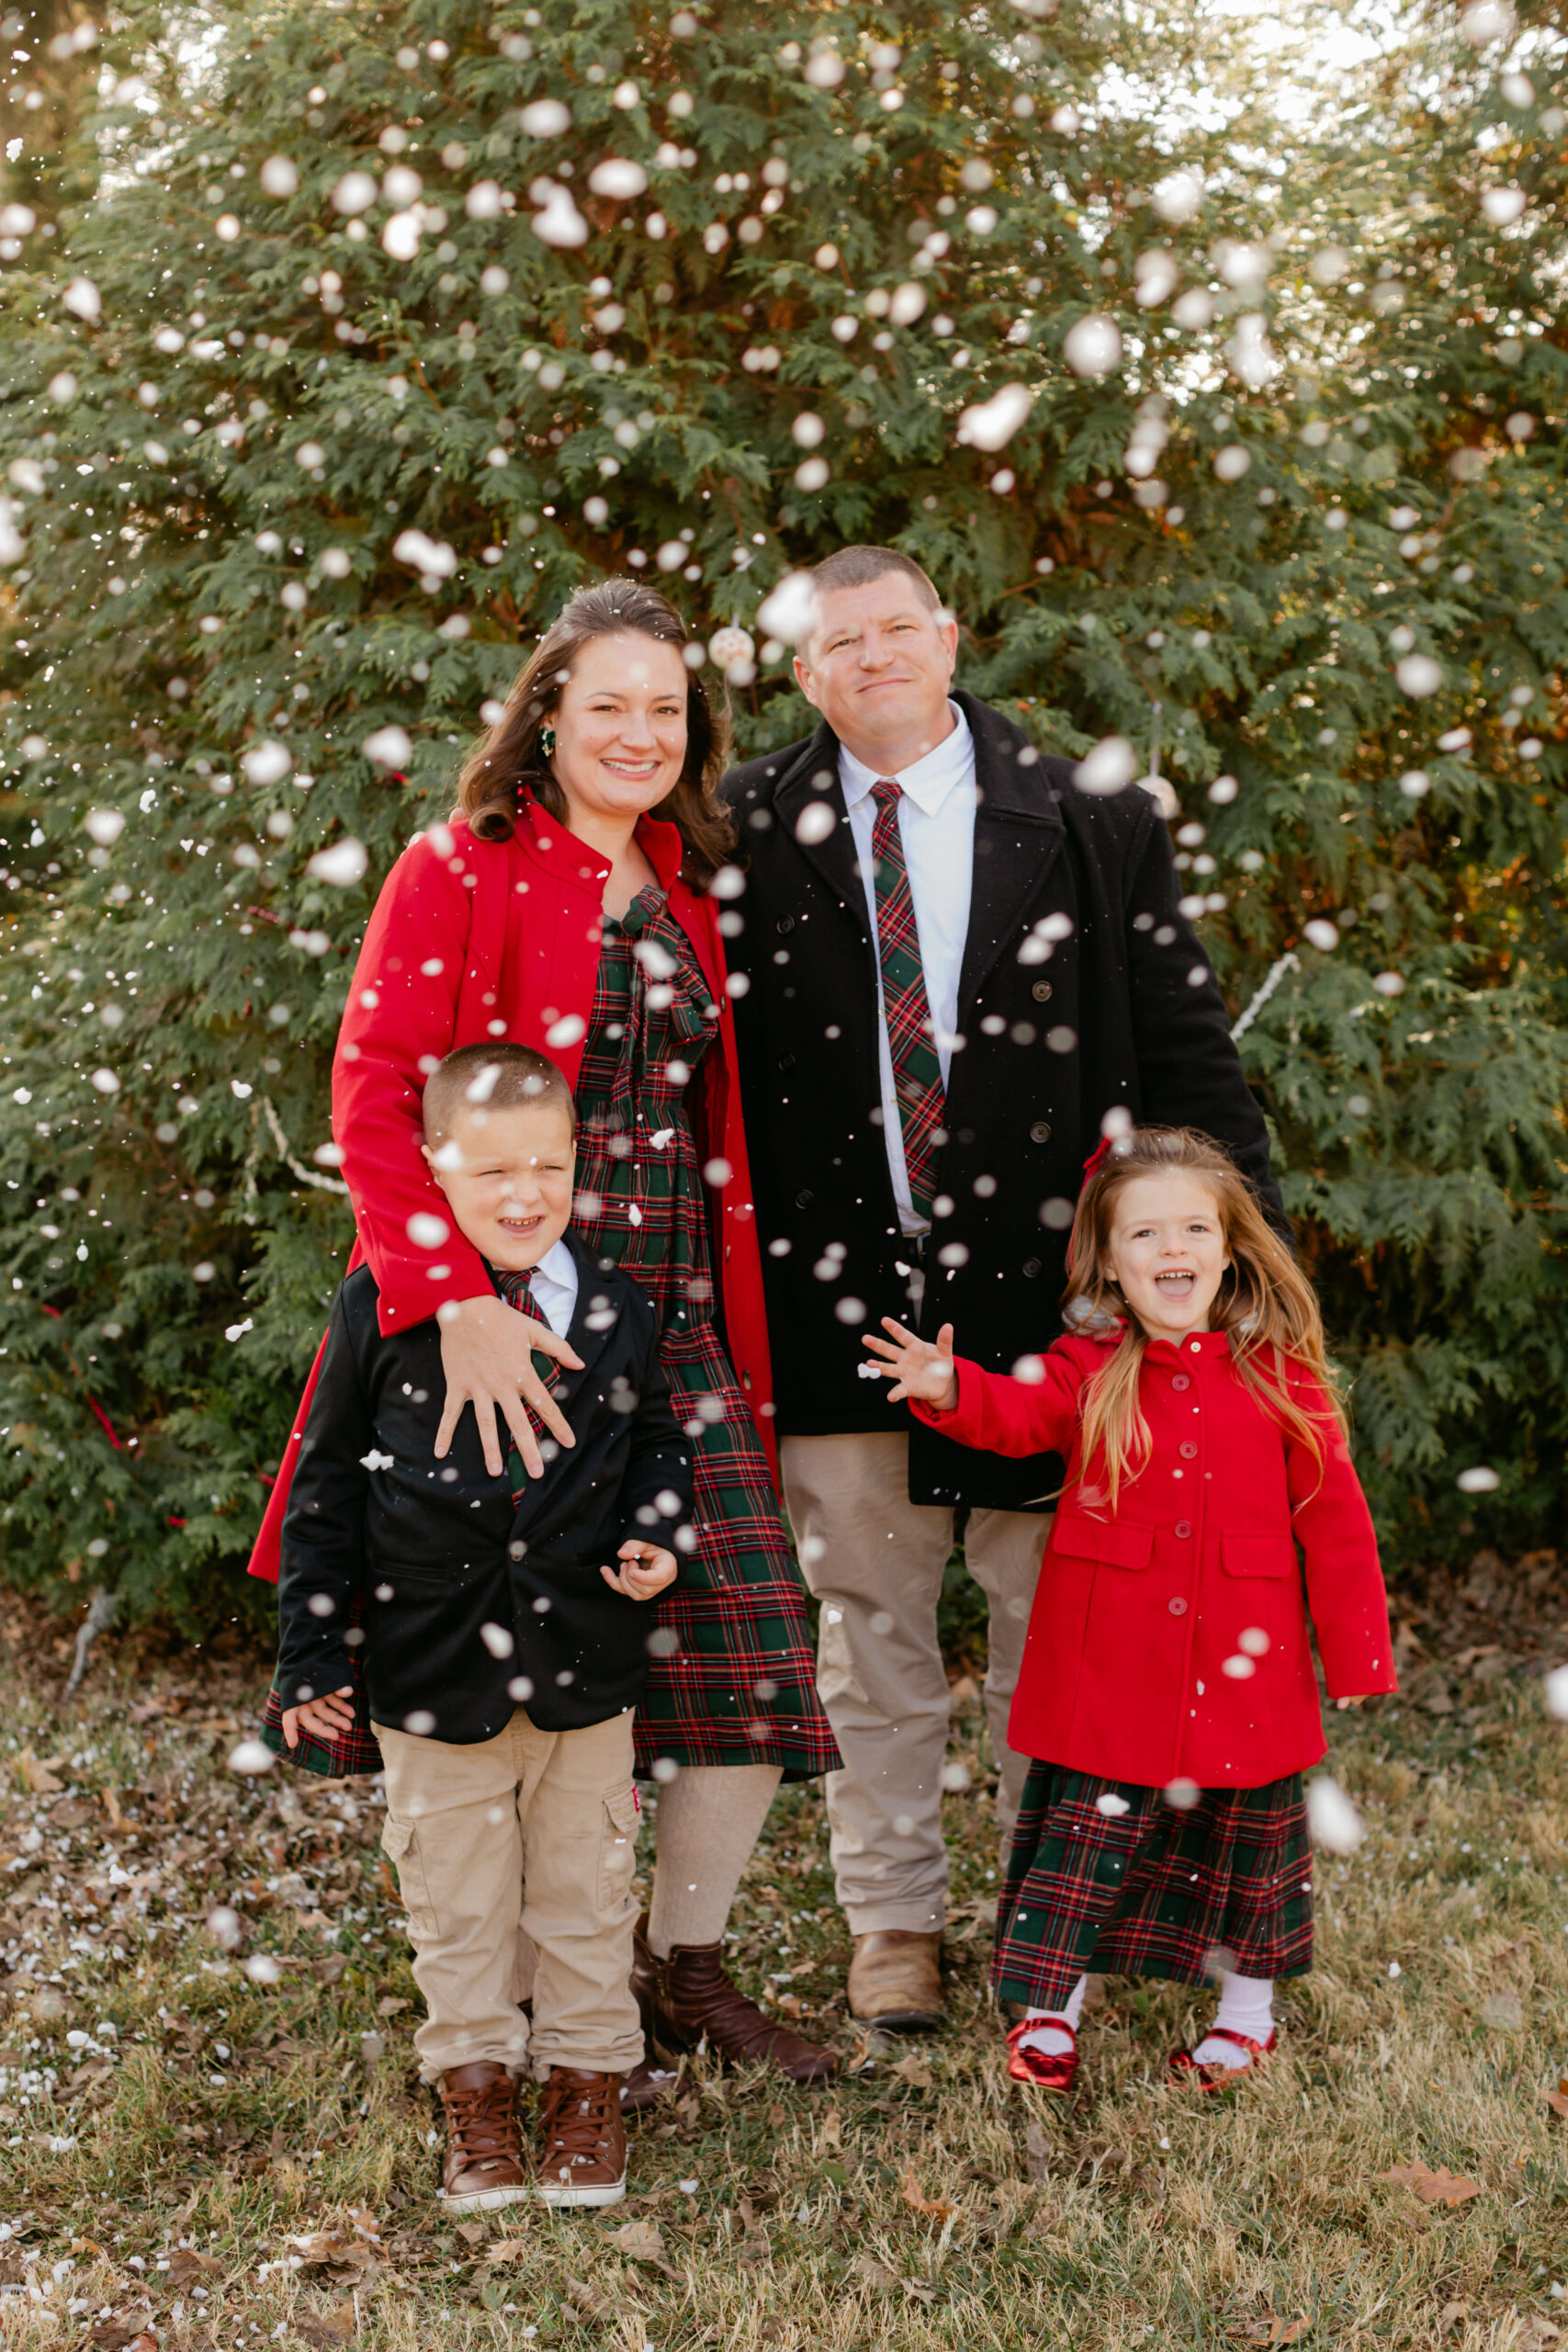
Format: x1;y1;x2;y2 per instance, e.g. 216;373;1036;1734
422;1100;576;1272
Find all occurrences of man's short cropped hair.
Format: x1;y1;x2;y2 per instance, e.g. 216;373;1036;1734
423;1042;577;1142
806;544;942;613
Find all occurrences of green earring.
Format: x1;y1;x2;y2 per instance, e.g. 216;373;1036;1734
539;726;556;759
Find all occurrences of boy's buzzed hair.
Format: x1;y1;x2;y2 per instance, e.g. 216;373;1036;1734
423;1042;577;1142
807;544;943;611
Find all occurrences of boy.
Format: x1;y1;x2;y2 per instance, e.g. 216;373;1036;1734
274;1043;691;2213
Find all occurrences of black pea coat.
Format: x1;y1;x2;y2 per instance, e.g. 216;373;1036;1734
718;689;1285;1512
274;1237;693;1742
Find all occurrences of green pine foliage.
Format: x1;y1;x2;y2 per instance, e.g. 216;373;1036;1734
0;0;1562;1625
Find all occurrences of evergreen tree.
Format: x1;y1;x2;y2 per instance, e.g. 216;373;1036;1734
0;0;1562;1625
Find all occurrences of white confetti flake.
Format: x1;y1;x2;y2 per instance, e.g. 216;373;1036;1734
1152;168;1203;223
228;1738;276;1777
956;381;1033;450
407;1212;450;1250
85;808;125;845
520;97;571;136
1063;315;1122;378
588;157;648;198
532;183;590;246
242;739;293;787
758;571;817;645
364;724;413;768
1395;654;1442;697
332;170;377;215
260;155;299;197
307;838;369;887
1073;736;1136;797
1456;1464;1499;1493
1543;1666;1568;1721
62;275;101;321
1306;1774;1363;1853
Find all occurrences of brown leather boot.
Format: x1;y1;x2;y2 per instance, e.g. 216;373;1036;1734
436;2061;530;2213
633;1911;838;2084
536;2067;627;2209
847;1929;946;2031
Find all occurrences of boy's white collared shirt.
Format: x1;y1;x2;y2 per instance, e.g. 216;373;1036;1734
839;700;977;1237
523;1238;579;1337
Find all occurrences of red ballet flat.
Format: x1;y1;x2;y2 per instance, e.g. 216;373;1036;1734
1168;2026;1278;2089
1006;2016;1078;2096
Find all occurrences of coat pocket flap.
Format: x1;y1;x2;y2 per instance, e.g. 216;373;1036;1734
1221;1531;1298;1578
1050;1515;1154;1570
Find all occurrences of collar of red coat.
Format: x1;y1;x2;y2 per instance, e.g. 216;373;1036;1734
514;792;686;895
1074;1320;1235;1363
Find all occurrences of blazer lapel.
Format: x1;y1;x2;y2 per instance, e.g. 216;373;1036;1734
954;692;1066;1017
770;719;869;925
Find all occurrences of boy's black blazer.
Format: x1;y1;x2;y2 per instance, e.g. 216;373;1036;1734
274;1237;692;1743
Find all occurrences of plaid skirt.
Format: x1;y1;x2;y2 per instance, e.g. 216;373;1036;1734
992;1760;1314;2010
572;887;839;1783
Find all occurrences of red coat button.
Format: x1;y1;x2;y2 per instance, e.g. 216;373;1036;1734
1168;1596;1189;1616
1171;1373;1190;1392
1175;1520;1193;1538
1179;1442;1198;1460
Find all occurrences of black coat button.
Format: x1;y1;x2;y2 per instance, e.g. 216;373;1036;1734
795;1189;814;1208
777;914;796;933
1032;980;1054;1002
1030;1121;1052;1144
778;1053;796;1072
1022;1258;1042;1278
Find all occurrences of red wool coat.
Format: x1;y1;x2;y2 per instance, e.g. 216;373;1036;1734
247;799;774;1585
914;1329;1396;1787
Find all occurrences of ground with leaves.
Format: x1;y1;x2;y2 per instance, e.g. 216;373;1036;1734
3;1559;1568;2352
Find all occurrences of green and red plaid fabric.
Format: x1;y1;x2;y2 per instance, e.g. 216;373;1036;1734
870;778;946;1224
260;1596;383;1779
992;1760;1313;2011
573;885;839;1782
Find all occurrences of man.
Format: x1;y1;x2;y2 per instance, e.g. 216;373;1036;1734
719;546;1283;2031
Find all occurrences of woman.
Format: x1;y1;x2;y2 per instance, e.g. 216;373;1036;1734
251;580;840;2097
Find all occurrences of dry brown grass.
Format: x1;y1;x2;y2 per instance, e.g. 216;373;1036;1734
1;1577;1566;2352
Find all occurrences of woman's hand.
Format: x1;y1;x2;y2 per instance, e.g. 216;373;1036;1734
1334;1695;1369;1711
436;1294;583;1479
861;1317;959;1411
281;1686;355;1749
602;1540;679;1601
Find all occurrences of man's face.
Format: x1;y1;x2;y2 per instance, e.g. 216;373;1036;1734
422;1101;576;1272
793;573;959;757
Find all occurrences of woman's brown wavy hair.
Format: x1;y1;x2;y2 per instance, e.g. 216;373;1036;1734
1063;1125;1348;1510
452;578;736;887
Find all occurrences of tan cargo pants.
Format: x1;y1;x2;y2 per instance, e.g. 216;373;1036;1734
375;1703;643;2084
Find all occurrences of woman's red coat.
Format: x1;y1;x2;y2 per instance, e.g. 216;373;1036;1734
914;1329;1396;1787
248;800;774;1585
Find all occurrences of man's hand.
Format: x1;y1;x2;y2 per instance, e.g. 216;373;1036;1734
436;1293;583;1479
281;1685;355;1750
601;1540;679;1601
861;1317;959;1411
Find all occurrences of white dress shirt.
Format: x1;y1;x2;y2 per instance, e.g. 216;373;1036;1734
518;1237;579;1336
840;702;976;1237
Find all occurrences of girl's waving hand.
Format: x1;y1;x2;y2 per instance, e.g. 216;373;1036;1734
863;1318;959;1410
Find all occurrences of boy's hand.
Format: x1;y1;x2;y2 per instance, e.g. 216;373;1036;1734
861;1317;959;1411
437;1294;583;1481
602;1540;678;1601
280;1685;355;1749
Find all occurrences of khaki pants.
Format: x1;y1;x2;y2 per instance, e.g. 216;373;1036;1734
375;1705;643;2084
781;1431;1048;1936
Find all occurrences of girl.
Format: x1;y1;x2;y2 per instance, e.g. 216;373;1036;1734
863;1125;1394;2092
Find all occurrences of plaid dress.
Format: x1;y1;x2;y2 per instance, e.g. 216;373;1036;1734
992;1761;1313;2011
573;885;839;1782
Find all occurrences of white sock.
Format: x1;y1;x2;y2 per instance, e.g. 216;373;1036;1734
1014;1974;1088;2058
1193;1971;1275;2067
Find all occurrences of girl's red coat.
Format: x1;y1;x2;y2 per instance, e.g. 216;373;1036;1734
247;802;773;1585
914;1329;1395;1786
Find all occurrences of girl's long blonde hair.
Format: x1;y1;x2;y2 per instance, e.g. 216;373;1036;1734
1064;1125;1347;1511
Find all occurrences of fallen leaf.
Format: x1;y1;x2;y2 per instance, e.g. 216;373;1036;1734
1514;2321;1562;2352
564;2274;615;2322
313;1953;349;1985
1381;2161;1487;2207
852;2254;898;2293
376;1995;410;2018
901;2165;958;2221
345;2211;380;2244
455;2220;486;2245
1545;2086;1568;2121
89;2318;155;2351
1481;1992;1525;2030
889;2053;932;2090
14;1747;63;1794
1025;2120;1049;2184
817;2106;842;2153
165;2248;224;2289
1438;2303;1469;2332
101;1786;128;1830
485;2238;531;2266
293;2307;355;2348
610;2220;671;2270
1232;2324;1309;2347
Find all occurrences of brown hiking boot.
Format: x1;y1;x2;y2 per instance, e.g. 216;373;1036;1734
536;2068;627;2209
436;2061;529;2214
632;1911;838;2086
847;1929;946;2031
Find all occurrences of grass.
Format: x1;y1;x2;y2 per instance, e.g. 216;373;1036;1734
1;1573;1567;2352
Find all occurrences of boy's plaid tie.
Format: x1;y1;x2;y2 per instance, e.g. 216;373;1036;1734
870;778;946;1224
493;1268;562;1498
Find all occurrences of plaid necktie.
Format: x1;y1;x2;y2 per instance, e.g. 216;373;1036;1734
493;1269;562;1498
870;778;946;1225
